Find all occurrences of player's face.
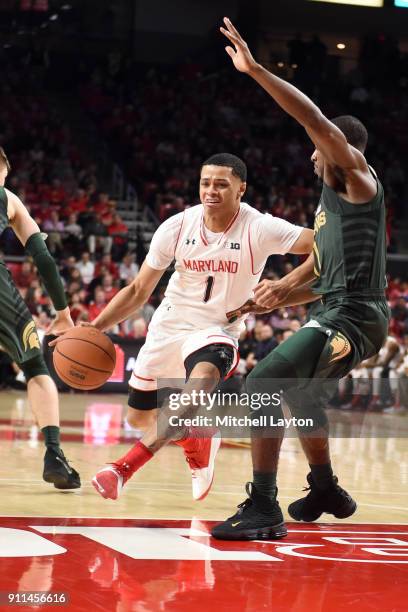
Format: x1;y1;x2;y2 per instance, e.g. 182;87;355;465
0;165;8;187
200;165;245;211
311;149;324;178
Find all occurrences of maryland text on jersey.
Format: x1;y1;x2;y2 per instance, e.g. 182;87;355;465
183;258;238;273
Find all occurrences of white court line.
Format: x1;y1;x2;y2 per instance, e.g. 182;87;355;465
1;477;407;496
0;513;407;526
1;484;407;512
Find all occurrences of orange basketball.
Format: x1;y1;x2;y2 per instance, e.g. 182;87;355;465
53;326;116;390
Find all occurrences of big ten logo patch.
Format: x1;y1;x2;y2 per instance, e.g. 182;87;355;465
223;241;240;250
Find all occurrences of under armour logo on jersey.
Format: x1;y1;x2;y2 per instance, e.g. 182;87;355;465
186;238;196;245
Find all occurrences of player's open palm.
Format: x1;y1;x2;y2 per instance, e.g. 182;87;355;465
46;307;74;339
220;17;257;74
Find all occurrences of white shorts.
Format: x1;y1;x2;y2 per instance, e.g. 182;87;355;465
129;313;239;392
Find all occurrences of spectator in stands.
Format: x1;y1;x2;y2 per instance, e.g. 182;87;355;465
88;287;108;321
246;324;278;374
119;252;139;285
66;188;89;215
85;213;113;257
95;254;119;279
129;317;147;339
43;210;65;255
15;260;36;289
76;251;95;286
69;292;89;323
108;212;129;259
101;273;119;302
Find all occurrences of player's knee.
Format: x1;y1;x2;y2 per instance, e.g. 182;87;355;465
126;408;157;431
188;362;219;382
184;343;235;383
246;353;298;396
20;354;49;382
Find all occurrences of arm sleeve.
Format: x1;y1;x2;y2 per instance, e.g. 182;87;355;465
25;233;67;311
145;213;184;270
252;213;303;256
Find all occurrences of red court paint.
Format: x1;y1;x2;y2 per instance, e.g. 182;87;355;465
0;518;406;611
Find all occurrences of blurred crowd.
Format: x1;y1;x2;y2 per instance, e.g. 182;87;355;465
79;32;408;251
0;53;130;261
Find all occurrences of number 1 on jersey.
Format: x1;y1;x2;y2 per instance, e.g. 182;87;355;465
204;276;214;302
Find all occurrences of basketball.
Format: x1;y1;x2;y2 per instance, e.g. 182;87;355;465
53;327;116;390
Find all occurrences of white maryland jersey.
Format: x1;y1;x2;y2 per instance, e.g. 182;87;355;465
378;335;402;369
145;202;303;338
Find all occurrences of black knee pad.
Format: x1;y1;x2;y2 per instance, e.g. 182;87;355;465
184;343;235;381
20;354;49;382
128;386;181;411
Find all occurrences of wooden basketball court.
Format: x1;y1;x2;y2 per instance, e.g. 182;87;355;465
0;389;407;610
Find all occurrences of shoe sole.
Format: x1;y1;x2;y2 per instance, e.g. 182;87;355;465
43;473;81;490
91;469;123;500
212;522;288;541
194;432;221;502
288;500;357;522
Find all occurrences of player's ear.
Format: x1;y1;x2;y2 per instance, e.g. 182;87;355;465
239;181;246;198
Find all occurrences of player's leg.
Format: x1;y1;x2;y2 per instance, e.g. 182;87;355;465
0;272;80;489
172;353;224;501
93;343;233;501
20;356;81;489
212;328;325;540
284;330;357;522
212;327;357;539
125;407;158;432
92;387;160;500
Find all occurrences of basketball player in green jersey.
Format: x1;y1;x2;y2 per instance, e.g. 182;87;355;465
0;148;80;489
212;19;389;540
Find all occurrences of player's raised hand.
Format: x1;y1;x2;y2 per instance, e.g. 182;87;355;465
220;17;258;74
226;299;272;323
254;279;291;309
45;306;74;338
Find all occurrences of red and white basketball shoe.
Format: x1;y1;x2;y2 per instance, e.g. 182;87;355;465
92;463;131;500
176;429;221;501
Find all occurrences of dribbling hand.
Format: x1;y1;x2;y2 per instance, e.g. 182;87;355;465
226;299;272;323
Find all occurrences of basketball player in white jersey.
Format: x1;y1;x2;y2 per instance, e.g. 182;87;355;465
89;153;313;501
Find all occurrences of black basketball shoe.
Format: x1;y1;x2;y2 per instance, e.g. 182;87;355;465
43;448;81;490
288;473;356;522
211;482;287;540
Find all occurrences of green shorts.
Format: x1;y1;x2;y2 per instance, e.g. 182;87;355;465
0;263;42;365
303;296;390;379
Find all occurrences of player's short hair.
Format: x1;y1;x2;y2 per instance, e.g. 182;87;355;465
201;153;247;182
0;147;11;172
331;115;368;153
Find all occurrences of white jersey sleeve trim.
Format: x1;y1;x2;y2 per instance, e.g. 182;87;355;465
145;212;184;270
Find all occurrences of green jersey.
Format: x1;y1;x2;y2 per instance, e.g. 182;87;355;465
312;173;387;298
0;187;9;243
